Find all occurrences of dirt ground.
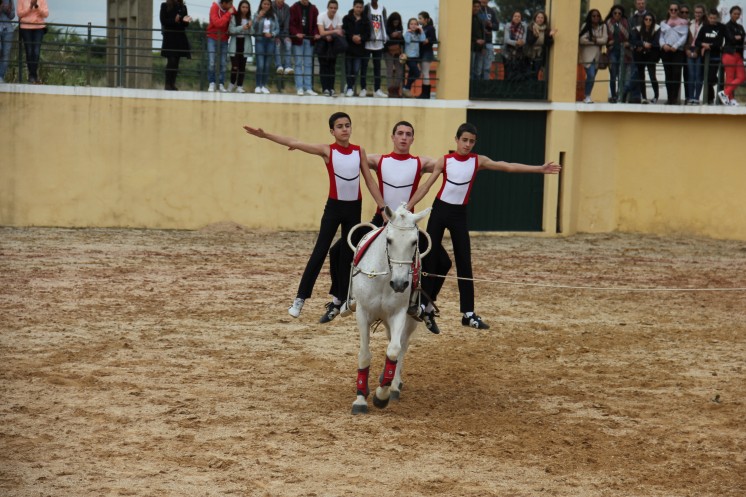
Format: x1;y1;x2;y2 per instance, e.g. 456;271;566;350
1;225;745;497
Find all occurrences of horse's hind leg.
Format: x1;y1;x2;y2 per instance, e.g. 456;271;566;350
352;313;373;415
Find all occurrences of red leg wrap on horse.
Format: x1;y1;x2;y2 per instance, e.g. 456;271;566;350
356;367;370;397
381;357;397;387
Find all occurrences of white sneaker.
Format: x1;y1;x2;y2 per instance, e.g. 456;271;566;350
345;88;354;97
235;86;245;93
323;89;330;97
276;66;284;75
582;96;593;103
297;89;305;96
374;89;388;98
207;82;216;92
359;88;367;97
261;86;270;94
304;89;318;96
255;87;263;94
288;298;305;318
218;84;227;93
729;99;739;106
329;89;337;98
718;91;730;105
227;83;235;92
284;67;294;75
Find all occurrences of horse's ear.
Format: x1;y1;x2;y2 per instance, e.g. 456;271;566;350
412;207;431;223
384;205;394;220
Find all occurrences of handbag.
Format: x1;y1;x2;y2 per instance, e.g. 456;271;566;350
598;49;609;70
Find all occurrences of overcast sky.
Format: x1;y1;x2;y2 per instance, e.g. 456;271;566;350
50;0;440;32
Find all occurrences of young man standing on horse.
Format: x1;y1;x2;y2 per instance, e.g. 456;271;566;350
243;112;386;318
406;122;561;334
320;120;442;324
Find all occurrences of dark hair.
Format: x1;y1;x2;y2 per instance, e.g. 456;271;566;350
257;0;274;17
707;7;719;17
604;4;626;23
456;123;477;138
731;5;742;14
387;11;402;29
580;9;601;38
234;0;251;22
353;0;363;5
329;112;351;129
327;0;338;6
392;121;414;135
418;11;431;26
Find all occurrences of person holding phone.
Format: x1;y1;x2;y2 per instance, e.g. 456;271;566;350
17;0;48;84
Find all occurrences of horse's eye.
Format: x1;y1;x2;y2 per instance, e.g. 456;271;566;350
386;238;392;245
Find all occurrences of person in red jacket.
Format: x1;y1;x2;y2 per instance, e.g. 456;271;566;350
289;0;320;95
206;0;235;92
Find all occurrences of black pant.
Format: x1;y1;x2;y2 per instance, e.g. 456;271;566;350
230;55;247;86
661;50;685;103
165;56;181;88
636;55;659;99
421;198;474;313
319;55;337;92
361;49;383;91
703;56;720;104
296;198;361;301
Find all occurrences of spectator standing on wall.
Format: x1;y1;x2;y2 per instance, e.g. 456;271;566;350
207;0;235;92
160;0;192;92
227;0;252;93
604;4;630;103
720;5;745;106
316;0;343;97
685;4;705;104
470;0;486;81
679;5;694;102
362;0;388;98
477;0;499;80
418;11;436;100
272;0;293;76
17;0;48;84
659;3;688;105
695;8;725;105
503;10;528;81
628;0;649;98
0;0;15;84
342;0;370;97
251;0;279;94
578;9;608;103
401;17;424;97
629;12;660;103
525;10;556;80
289;0;319;96
383;12;403;97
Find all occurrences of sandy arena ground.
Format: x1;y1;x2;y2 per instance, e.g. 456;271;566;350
1;225;745;497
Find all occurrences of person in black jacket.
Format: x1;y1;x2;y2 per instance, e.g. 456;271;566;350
342;0;370;96
160;0;192;91
628;13;660;103
720;5;745;106
696;8;726;105
470;0;486;80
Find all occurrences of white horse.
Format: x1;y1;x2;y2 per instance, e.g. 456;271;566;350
347;205;431;415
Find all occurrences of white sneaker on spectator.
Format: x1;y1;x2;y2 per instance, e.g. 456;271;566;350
255;87;263;94
718;91;730;105
208;82;216;92
323;89;330;96
650;97;658;104
374;89;388;98
284;67;294;75
329;89;337;98
227;83;235;92
236;86;245;93
219;84;227;92
297;89;305;96
729;99;739;106
359;88;367;97
304;89;318;96
261;86;270;94
276;66;284;74
583;96;593;103
345;88;354;97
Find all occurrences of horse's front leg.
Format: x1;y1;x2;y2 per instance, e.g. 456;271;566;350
390;317;417;401
352;309;373;415
373;311;407;408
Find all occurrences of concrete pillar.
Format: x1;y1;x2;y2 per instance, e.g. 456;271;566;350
435;0;471;100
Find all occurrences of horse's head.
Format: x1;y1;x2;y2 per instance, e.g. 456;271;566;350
384;205;432;293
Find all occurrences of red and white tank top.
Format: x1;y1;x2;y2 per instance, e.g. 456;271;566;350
436;152;479;205
376;153;422;211
327;143;362;201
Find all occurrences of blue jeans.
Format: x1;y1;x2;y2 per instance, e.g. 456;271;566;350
404;59;420;89
207;37;229;85
274;37;292;69
293;39;313;90
345;54;363;91
584;62;597;98
0;29;13;80
20;28;44;82
686;54;704;101
481;43;494;79
255;36;275;88
471;49;484;80
608;49;622;99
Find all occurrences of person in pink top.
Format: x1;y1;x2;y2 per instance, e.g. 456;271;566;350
206;0;236;92
17;0;48;84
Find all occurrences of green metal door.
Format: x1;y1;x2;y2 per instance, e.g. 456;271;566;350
466;110;547;231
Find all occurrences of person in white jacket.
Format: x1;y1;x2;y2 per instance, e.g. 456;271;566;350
659;3;689;104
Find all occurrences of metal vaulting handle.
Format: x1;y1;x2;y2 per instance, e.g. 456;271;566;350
419;228;432;258
347;223;378;251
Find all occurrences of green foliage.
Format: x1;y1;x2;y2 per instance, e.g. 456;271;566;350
492;0;548;20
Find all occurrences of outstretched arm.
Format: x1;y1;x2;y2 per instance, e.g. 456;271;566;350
405;156;444;211
243;125;330;161
359;147;386;213
478;155;561;175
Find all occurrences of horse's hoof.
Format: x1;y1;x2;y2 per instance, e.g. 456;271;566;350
351;404;368;415
390;390;400;402
373;395;390;409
